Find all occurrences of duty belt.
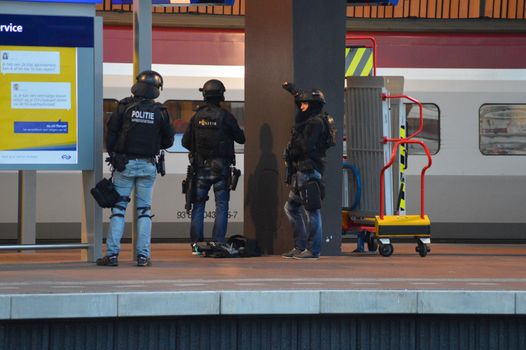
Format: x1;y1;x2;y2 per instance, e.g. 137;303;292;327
125;154;156;163
196;155;230;168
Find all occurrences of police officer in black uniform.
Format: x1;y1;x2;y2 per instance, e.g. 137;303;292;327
97;70;174;267
282;84;332;260
182;79;245;249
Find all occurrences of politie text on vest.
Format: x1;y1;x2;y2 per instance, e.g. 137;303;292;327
131;110;155;124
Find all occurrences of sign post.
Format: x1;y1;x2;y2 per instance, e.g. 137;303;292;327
0;1;103;261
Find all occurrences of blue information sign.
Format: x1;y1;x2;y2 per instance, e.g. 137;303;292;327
0;14;94;47
0;0;101;3
14;122;69;134
347;0;399;5
112;0;235;5
0;14;95;169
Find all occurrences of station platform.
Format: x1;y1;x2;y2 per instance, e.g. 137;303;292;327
1;243;526;320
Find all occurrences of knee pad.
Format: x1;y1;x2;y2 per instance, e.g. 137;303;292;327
109;205;126;219
137;206;154;220
299;180;322;210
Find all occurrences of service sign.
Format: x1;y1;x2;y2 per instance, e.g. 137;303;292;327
0;14;93;166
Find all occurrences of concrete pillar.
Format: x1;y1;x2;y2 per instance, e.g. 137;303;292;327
244;0;346;255
17;170;36;247
131;0;152;259
133;0;152;77
81;16;104;262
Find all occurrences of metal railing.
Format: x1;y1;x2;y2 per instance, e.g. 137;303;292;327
96;0;525;19
0;243;91;251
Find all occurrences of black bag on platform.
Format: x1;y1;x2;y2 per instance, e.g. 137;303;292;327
195;241;238;258
227;235;262;257
194;236;261;258
90;177;121;208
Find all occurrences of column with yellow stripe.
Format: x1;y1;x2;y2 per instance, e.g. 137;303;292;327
398;125;407;215
345;47;373;77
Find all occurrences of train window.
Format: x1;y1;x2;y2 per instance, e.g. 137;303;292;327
405;103;440;155
479;104;526;155
103;99;119;152
163;99;245;153
221;101;245;153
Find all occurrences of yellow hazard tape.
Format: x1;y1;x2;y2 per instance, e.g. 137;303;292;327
345;47;373;77
347;48;365;77
361;53;373;76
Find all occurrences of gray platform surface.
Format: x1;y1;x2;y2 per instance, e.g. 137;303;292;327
1;243;526;319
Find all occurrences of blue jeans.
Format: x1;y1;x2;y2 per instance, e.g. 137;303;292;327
284;170;323;256
356;231;366;252
106;159;157;258
190;165;230;243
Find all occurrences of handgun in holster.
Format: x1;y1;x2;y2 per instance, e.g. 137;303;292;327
230;167;241;191
156;150;166;176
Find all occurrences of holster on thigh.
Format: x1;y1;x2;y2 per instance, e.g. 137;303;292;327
299;180;322;210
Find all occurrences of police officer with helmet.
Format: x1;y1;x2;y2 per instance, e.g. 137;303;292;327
96;70;175;267
281;83;335;260
182;79;245;250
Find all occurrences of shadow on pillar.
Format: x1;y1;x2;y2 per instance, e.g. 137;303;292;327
245;124;281;254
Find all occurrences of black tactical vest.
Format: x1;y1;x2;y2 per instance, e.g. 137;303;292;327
118;99;165;157
289;115;327;173
193;105;233;161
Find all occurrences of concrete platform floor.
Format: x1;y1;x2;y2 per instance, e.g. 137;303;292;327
1;243;526;294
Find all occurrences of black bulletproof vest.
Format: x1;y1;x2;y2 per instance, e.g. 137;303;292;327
291;115;327;155
193;105;233;161
289;115;326;173
119;100;164;157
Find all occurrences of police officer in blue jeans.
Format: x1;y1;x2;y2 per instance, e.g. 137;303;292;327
96;70;174;267
182;79;245;250
282;86;330;260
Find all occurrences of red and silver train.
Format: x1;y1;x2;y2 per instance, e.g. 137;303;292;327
1;27;525;242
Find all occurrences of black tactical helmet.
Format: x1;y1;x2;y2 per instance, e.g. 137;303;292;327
199;79;226;99
296;89;326;105
131;70;163;99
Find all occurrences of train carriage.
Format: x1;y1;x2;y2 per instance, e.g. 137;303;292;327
1;26;525;242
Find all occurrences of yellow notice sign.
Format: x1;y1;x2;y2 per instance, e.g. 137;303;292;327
0;46;77;164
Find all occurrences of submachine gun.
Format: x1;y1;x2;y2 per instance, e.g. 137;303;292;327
182;156;197;214
282;142;295;185
281;81;301;185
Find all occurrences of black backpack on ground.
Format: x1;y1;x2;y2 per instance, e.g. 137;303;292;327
195;235;261;258
227;235;262;257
